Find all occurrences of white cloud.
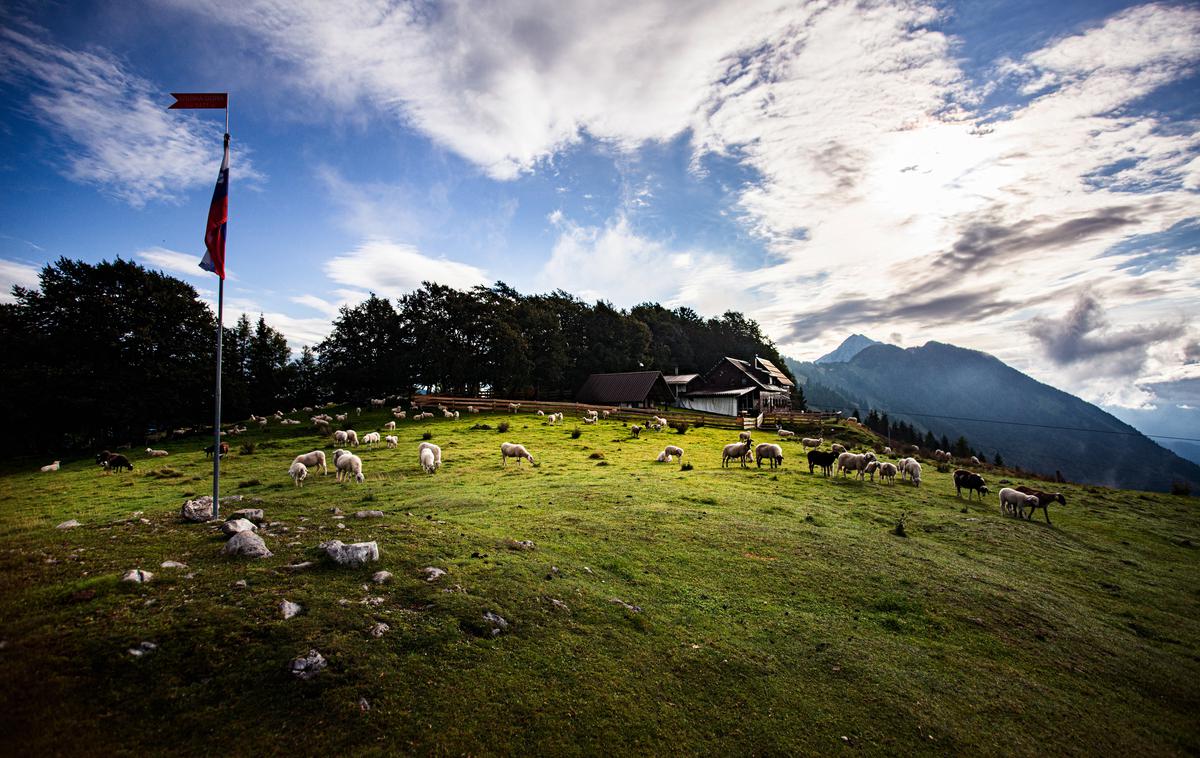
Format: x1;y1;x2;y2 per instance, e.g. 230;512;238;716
136;247;209;279
323;239;489;298
0;258;41;303
0;25;261;206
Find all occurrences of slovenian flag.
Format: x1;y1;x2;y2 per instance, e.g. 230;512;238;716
199;132;229;279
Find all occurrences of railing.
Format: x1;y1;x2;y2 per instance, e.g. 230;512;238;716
417;395;758;430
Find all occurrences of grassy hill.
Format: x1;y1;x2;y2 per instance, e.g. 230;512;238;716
0;409;1197;755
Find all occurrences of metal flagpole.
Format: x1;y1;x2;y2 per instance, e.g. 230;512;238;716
213;99;229;520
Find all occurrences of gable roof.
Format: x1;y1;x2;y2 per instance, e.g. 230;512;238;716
754;357;794;388
576;371;675;404
698;357;791;394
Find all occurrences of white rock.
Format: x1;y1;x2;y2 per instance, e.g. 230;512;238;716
320;540;380;567
231;508;265;524
483;611;509;635
234;579;247;588
122;569;153;583
55;520;81;530
289;649;326;680
220;518;258;536
372;570;393;584
180;496;215;522
281;600;302;619
369;622;390;638
128;641;157;657
354;510;384;519
421;567;447;582
223;531;273;559
160;560;187;569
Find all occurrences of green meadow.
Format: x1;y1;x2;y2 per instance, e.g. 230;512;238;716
0;409;1196;755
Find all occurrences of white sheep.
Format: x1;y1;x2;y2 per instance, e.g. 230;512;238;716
739;431;753;442
999;487;1039;518
898;458;922;486
289;460;308;487
345;430;359;446
393;411;406;420
335;413;347;422
722;441;752;468
582;416;597;425
777;429;795;438
882;447;893;455
145;448;169;457
335;452;364;483
664;445;684;459
831;443;846;454
508;403;522;413
385;435;398;449
630;425;642;438
546;413;557;426
361;432;381;445
40;461;61;472
454;410;460;419
655;451;674;463
418;441;442;470
384;421;396;430
371;398;386;407
970;455;981;465
879;462;898;484
333;430;348;445
602;410;610;418
500;442;534;466
293;450;327;475
863;460;879;481
801;437;823;449
755;443;784;469
443;409;455;419
419;447;437;473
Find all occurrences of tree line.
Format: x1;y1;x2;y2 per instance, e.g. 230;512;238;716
0;258;796;453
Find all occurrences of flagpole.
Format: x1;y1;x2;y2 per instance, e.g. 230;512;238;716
213;103;228;520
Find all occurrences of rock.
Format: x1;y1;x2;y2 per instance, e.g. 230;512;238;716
421;567;447;582
550;599;570;613
354;510;384;519
180;496;214;522
223;531;273;559
234;579;247;588
336;523;346;529
330;507;343;515
369;622;390;638
231;508;264;524
483;611;509;636
160;560;187;569
122;569;153;583
320;540;379;567
220;518;258;536
281;600;302;619
358;697;371;711
55;520;81;530
362;596;385;606
289;649;326;680
281;561;316;572
609;598;642;613
372;570;393;584
128;641;157;657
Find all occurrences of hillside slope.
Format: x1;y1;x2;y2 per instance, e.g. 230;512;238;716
789;342;1200;493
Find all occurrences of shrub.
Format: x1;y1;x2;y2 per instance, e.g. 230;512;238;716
588;451;605;460
497;421;510;434
1171;480;1192;497
239;442;256;455
571;427;582;439
670;421;689;435
470;423;492;430
893;511;909;538
422;431;433;440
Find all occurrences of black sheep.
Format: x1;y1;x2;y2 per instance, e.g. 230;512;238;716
954;469;989;499
807;449;838;476
1014;486;1066;523
96;450;133;472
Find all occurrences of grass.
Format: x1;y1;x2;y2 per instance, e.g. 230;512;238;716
0;408;1197;755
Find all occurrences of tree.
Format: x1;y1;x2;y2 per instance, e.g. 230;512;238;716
993;451;1005;467
318;293;403;399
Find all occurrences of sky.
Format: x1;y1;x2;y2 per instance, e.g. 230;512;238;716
1;0;1197;440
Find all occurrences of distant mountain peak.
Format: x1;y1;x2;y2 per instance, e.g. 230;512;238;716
816;334;881;364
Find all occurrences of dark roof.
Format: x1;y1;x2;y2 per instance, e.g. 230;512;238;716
754;357;794;387
695;357;791;395
663;373;700;385
576;371;675;404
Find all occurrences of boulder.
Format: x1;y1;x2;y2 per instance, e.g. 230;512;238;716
180;497;214;522
231;508;265;524
421;567;447;582
223;531;273;559
220;518;258;536
281;600;302;619
320;540;379;567
371;570;393;584
483;611;509;636
354;510;384;519
55;520;81;530
160;560;187;569
122;569;153;583
369;622;390;638
289;649;326;680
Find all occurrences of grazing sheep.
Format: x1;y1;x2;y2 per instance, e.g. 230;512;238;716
655;451;674;463
418;441;442;470
335;452;365;483
755;443;784;469
500;442;534;466
508;403;522;413
96;451;133;472
334;430;348;445
837;452;871;479
361;432;381;446
384;421;396;430
583;416;597;425
630;425;641;438
999;487;1038;518
664;445;684;459
777;429;796;438
1014;486;1065;523
801;437;823;449
345;430;359;446
371;398;386;407
546;413;558;426
385;435;398;449
739;431;753;443
537;410;545;416
722;441;752;468
879;462;898;484
863;460;880;481
602;410;610;418
831;443;846;454
335;413;347;422
898;458;922;487
932;449;952;463
204;442;230;458
443;409;455;419
145;448;169;457
882;446;893;455
970;455;981;465
419;447;438;474
954;469;989;500
653;416;668;428
807;450;837;476
289;460;308;487
40;461;61;472
393;411;406;420
293;450;328;476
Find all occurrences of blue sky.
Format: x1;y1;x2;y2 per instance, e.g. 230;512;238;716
1;0;1198;439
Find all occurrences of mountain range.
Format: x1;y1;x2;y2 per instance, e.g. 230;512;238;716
786;337;1200;494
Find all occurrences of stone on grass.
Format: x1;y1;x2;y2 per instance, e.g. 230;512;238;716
320;540;379;567
281;561;316;572
609;598;642;613
289;649;326;680
122;569;153;583
128;641;157;657
550;599;570;613
483;611;509;636
220;518;258;536
56;520;81;530
421;567;447;582
180;496;215;522
369;622;390;638
281;600;302;619
234;579;247;588
223;531;273;559
372;570;393;584
231;508;264;524
160;560;187;569
355;510;384;519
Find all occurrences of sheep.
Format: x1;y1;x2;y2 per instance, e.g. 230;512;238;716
418;441;442;469
40;461;61;472
546;413;558;426
863;460;880;481
999;487;1038;518
333;430;348;445
419;447;438;474
602;410;610;418
443;409;455;419
257;418;269;427
293;450;328;476
361;432;381;446
96;451;133;472
280;419;300;425
582;416;597;425
879;461;898;484
586;409;598;418
345;430;359;446
664;445;684;459
954;469;989;500
777;429;796;438
655;451;674;463
1014;486;1065;523
932;449;952;463
739;431;753;443
722;441;752;468
500;442;534;466
801;437;823;449
898;458;922;487
831;443;846;454
807;450;837;476
970;455;981;466
335;452;365;483
289;460;308;487
653;416;668;428
384;421;396;430
508;403;522;413
537;410;545;416
385;435;398;449
371;398;386;407
882;447;893;455
755;443;784;469
630;425;641;438
837;452;871;478
204;442;229;458
393;411;406;420
335;413;347;422
145;448;169;457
